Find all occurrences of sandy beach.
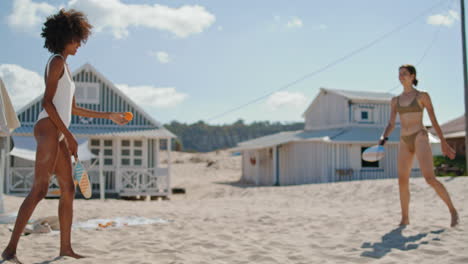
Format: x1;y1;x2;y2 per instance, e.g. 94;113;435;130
1;151;467;264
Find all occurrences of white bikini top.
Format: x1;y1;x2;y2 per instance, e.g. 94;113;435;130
37;54;75;129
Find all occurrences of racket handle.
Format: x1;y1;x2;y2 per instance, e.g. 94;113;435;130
379;137;388;146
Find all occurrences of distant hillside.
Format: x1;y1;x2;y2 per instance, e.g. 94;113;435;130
164;120;304;152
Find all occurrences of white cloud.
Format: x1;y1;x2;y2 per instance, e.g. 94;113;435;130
427;10;459;27
6;0;215;38
0;64;44;110
7;0;57;31
68;0;216;38
286;17;303;28
266;91;308;110
116;84;187;108
149;51;170;64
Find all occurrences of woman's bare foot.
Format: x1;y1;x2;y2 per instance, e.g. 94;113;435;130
451;210;459;227
59;250;85;259
1;251;23;264
399;218;409;226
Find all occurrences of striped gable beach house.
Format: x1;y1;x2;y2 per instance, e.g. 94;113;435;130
3;63;176;198
235;88;441;186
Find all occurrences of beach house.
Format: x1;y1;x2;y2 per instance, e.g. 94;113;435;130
431;115;465;157
234;88;440;185
1;63;176;198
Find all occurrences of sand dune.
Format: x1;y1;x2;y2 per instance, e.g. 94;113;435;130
1;151;467;263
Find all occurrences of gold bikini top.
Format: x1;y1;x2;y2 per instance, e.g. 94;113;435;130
396;92;423;114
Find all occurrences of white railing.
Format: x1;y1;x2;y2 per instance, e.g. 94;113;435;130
9;166;170;197
118;167;170;196
9;167;35;193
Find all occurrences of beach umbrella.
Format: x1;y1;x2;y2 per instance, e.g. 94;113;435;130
0;77;20;217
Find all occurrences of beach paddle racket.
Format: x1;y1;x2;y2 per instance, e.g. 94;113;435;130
74;159;92;199
362;145;385;162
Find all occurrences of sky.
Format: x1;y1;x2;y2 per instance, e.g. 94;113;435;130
0;0;466;126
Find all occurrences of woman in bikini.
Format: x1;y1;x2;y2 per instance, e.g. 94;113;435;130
2;9;129;263
379;64;459;227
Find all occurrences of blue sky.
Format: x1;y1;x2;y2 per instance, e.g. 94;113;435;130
0;0;465;126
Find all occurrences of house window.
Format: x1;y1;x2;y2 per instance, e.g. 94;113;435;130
75;82;100;104
361;147;379;168
89;139;114;166
353;105;375;123
120;139;145;167
361;111;369;120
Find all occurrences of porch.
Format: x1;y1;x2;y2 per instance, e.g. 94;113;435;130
7;165;171;197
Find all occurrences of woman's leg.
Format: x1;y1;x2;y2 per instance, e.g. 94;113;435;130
53;140;84;258
414;132;459;227
2;119;60;261
398;139;415;226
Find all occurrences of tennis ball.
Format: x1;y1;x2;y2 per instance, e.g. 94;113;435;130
124;112;133;121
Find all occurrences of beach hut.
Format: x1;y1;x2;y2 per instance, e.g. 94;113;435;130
5;64;176;198
235;88;440;185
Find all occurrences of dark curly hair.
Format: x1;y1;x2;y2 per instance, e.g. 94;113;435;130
41;9;92;54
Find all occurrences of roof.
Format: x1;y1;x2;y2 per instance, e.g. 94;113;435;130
11;136;95;161
323;88;394;102
233;126;440;151
73;63;162;127
431;115;465;135
13;125;176;138
445;131;465;139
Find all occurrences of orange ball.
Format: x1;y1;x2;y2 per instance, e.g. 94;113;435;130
124;112;133;121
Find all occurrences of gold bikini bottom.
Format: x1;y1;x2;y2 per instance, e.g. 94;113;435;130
400;129;428;153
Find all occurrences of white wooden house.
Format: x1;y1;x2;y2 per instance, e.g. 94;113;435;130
2;63;176;198
235;88;440;185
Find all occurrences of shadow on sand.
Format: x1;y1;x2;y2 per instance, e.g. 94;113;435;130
360;226;445;259
34;256;65;264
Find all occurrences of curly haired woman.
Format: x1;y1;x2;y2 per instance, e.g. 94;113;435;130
2;9;129;263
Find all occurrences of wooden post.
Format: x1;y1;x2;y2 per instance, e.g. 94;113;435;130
255;150;260;185
272;146;277;186
167;138;172;195
6;136;10;194
460;0;468;169
0;148;5;214
99;150;105;200
155;138;160;168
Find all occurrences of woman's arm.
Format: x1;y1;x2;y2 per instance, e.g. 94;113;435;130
43;57;77;157
379;97;398;145
420;92;455;159
72;97;129;125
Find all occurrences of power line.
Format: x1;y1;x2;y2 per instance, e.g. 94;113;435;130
387;0;456;93
206;0;451;122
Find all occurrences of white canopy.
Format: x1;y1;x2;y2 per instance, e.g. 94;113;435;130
10;136;95;161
